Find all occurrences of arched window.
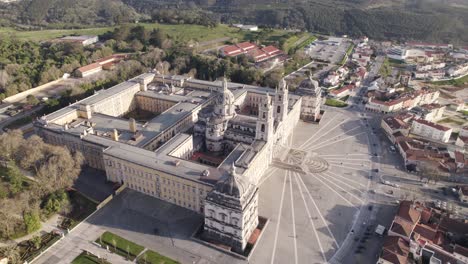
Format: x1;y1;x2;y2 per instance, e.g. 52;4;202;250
262;112;266;119
220;213;227;222
261;124;265;132
277;106;281;113
279;95;282;101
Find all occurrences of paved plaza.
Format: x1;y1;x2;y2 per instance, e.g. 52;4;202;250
34;108;392;264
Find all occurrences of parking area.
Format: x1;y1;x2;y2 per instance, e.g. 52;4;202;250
305;38;350;64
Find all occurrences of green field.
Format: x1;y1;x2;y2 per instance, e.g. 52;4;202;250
96;231;144;260
431;74;468;87
72;251;111;264
0;23;299;45
137;250;179;264
325;98;348;108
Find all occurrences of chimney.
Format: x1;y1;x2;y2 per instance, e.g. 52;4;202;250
129;118;137;133
139;79;148;91
112;129;119;142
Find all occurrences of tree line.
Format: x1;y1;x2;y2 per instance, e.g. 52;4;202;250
0;130;83;240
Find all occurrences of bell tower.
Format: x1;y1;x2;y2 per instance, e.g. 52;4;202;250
256;94;274;141
273;78;289;122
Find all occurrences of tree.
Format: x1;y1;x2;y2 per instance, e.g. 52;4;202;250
0;130;23;158
32;235;42;249
149;29;166;48
130;39;144;52
23;211;41;234
1;245;20;264
26;95;39;106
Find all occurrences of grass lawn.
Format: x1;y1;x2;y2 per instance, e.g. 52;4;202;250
325;98;348;108
438;117;465;126
72;251;111;264
0;23;295;45
137;250;179;264
431;74;468;87
96;231;144;260
460;110;468;116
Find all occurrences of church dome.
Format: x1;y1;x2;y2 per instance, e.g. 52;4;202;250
214;164;250;198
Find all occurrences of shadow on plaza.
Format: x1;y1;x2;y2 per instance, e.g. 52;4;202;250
320;202;398;261
86;188;203;245
73;166;115;202
308;117;402;169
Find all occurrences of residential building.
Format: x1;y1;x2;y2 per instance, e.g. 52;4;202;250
330;84;354;98
58;35;99;46
378;201;468;264
220;42;284;63
411;119;452;143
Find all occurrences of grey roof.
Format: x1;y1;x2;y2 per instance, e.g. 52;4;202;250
93;134;222;185
81;81;139;106
137;102;201;146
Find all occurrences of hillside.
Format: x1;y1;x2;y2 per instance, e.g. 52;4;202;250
1;0;467;44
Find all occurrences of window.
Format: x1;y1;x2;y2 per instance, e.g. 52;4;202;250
277;106;281;114
262;112;266;119
220;213;227;222
261;124;265;132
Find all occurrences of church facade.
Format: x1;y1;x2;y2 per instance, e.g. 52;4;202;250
34;72;303;253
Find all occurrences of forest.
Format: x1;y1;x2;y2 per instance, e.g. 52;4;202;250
1;0;467;43
0;130;84;240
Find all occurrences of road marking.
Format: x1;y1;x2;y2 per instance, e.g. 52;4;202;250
289;173;298;264
305;172;360;208
301;117;350;149
288;127;294;148
270;170;288;264
325;170;366;188
325;158;372;162
292;172;328;262
302;125;362;150
296;172;340;248
313;173;364;204
309;132;367;152
319;153;370;157
329;164;369;171
320;171;364;195
327;160;371;168
259;168;279;187
298;113;341;149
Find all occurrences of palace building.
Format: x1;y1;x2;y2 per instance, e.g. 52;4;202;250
34;72;304;252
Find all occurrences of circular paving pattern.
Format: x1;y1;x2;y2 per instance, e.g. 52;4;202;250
304;156;329;173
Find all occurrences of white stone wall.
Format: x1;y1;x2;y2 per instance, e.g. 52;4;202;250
91;83;140;117
411;121;452;143
104;154;211;213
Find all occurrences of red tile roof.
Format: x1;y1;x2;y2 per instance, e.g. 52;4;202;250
236;42;256;51
262;45;282;56
413;119;451;132
222;45;242;56
391;218;415;237
380;236;410;264
397;201;422;224
77;62;102;73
